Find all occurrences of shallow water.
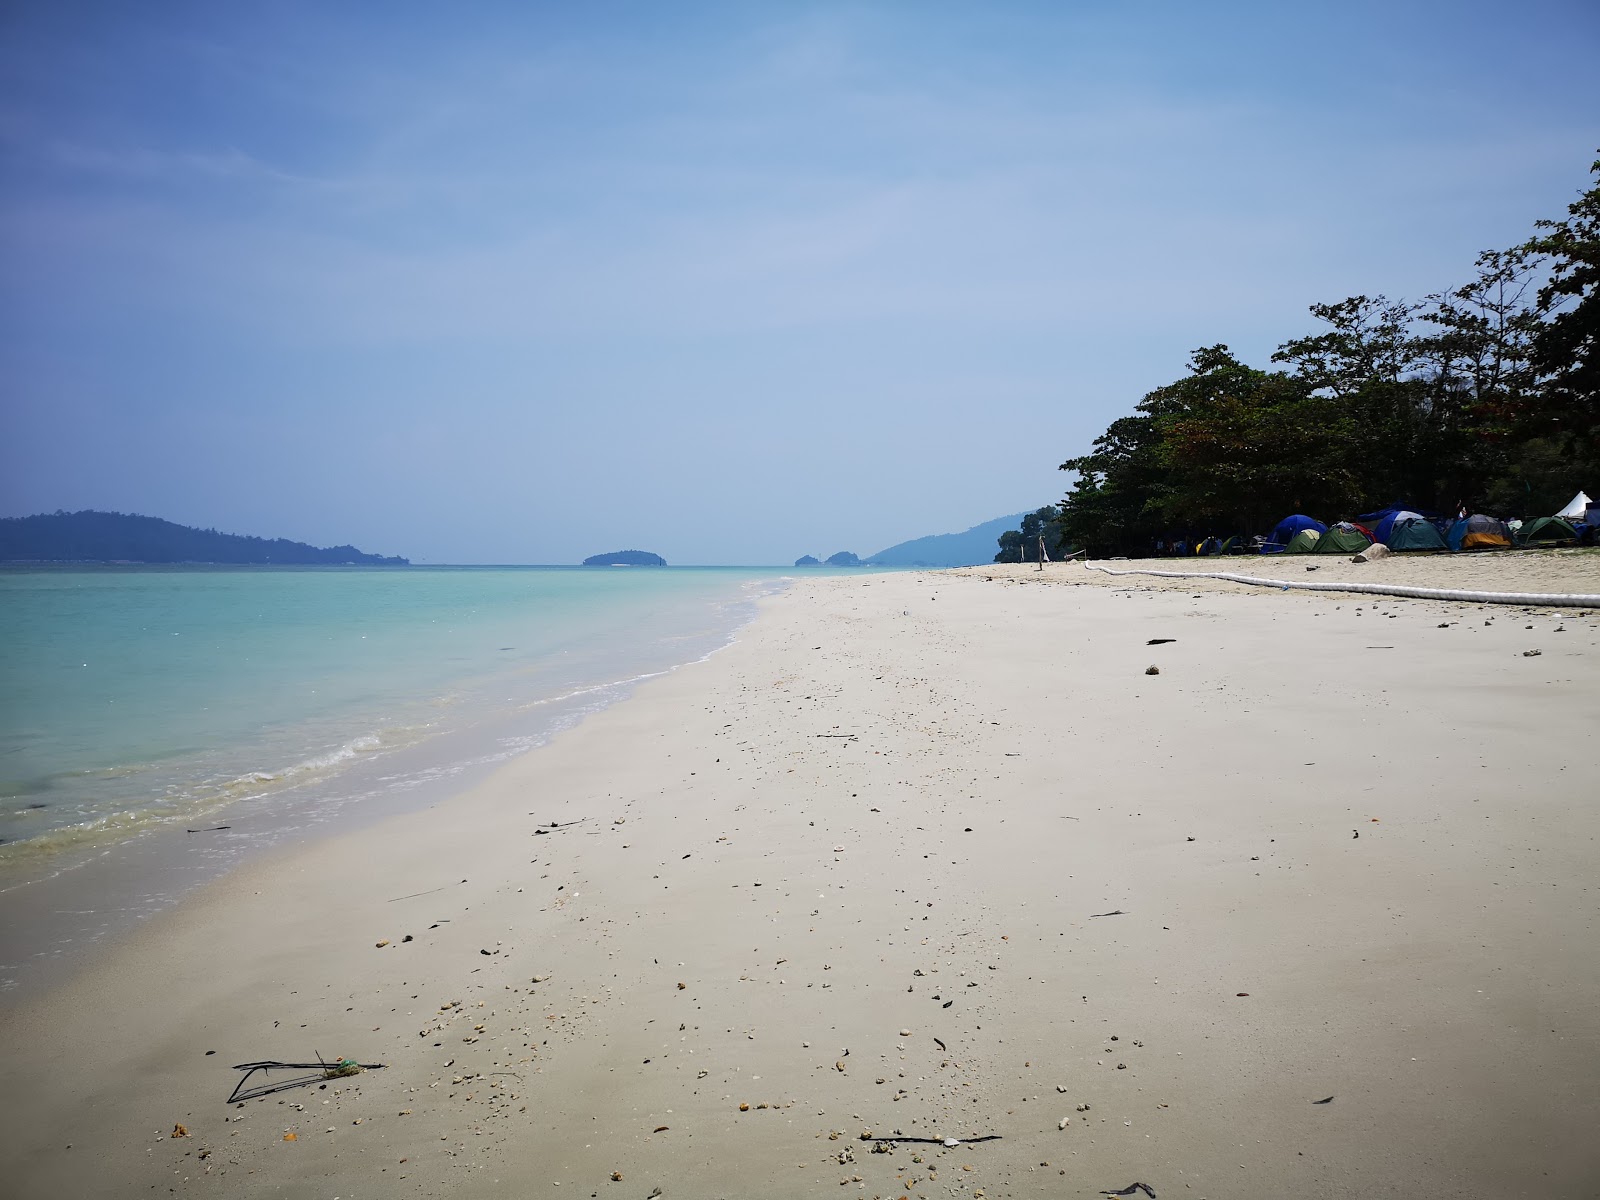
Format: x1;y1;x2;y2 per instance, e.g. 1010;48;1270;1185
0;564;837;996
0;565;800;875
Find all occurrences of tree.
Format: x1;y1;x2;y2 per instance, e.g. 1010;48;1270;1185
1414;248;1544;502
993;528;1024;563
1050;152;1600;544
1056;346;1364;553
1272;297;1455;507
994;506;1069;562
1057;412;1169;555
1526;155;1600;457
1271;296;1423;396
1153;362;1356;527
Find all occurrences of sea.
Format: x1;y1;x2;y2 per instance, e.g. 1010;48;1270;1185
0;564;813;995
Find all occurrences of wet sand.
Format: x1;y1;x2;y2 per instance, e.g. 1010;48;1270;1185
1;565;1597;1198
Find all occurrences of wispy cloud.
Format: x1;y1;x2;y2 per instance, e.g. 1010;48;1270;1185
3;2;1597;559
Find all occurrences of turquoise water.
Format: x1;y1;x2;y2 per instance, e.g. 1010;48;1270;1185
0;565;793;873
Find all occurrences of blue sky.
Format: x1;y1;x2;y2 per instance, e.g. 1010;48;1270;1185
3;1;1596;563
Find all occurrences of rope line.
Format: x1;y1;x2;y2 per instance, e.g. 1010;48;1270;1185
1080;563;1600;608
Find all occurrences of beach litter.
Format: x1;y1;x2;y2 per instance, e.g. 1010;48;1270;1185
1102;1184;1157;1198
1313;1096;1334;1104
533;818;588;835
226;1056;385;1104
1144;665;1160;675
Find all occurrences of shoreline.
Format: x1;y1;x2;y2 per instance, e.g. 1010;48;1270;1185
0;571;783;1003
1;566;1596;1197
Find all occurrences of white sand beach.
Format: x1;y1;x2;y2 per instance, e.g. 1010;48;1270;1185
965;547;1600;597
2;561;1598;1198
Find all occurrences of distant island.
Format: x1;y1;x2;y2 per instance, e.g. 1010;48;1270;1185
793;516;1032;569
582;550;667;566
865;514;1028;567
0;510;409;565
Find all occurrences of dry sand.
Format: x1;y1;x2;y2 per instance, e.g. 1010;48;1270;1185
2;563;1598;1199
971;547;1600;598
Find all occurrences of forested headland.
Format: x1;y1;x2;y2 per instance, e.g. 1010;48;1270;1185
0;511;410;565
1014;156;1598;559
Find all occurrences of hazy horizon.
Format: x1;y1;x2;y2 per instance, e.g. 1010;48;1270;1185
3;2;1596;563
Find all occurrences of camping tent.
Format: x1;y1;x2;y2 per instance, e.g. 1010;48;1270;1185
1216;535;1242;555
1282;528;1322;554
1517;516;1578;545
1198;536;1224;556
1367;509;1427;545
1446;514;1513;551
1313;522;1374;554
1387;516;1448;552
1265;514;1325;553
1556;491;1591;521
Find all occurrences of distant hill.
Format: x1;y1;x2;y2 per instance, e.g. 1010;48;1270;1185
865;514;1027;567
794;555;821;566
0;510;409;565
582;550;667;566
824;551;861;566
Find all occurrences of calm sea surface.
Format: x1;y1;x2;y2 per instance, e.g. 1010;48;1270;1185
0;565;797;881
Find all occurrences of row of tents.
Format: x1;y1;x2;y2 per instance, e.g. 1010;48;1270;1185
1257;492;1593;555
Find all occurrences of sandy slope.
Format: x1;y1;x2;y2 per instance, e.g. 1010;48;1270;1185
1;569;1597;1199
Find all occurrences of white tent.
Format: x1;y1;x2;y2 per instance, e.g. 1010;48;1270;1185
1556;491;1591;520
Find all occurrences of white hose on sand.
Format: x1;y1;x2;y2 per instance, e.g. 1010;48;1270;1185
1081;563;1600;608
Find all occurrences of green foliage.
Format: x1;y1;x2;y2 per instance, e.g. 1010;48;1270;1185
1055;152;1600;555
1481;437;1599;516
994;506;1070;562
1526;157;1600;455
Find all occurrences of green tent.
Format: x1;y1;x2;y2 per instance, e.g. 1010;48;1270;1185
1312;523;1373;554
1283;528;1322;554
1217;535;1243;555
1388;517;1447;552
1517;516;1578;545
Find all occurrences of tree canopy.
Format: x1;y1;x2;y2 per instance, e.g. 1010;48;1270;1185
1047;155;1600;557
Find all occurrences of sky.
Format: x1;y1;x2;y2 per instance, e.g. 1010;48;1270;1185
2;1;1597;564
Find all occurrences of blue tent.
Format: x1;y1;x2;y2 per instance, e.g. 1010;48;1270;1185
1264;514;1326;553
1368;508;1425;544
1360;504;1442;545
